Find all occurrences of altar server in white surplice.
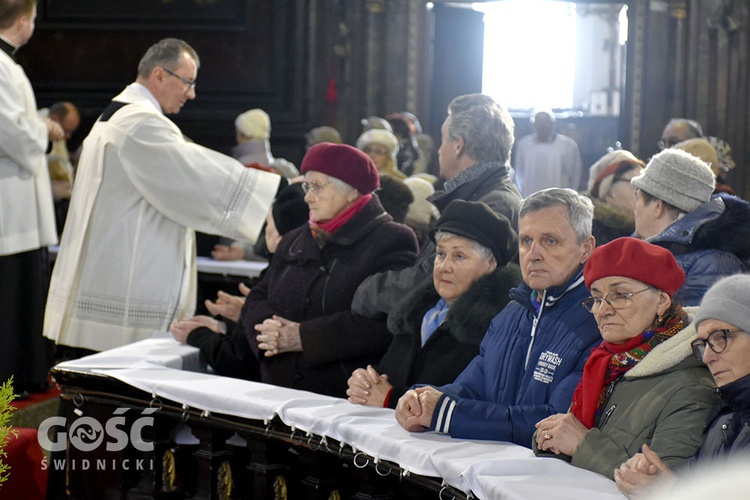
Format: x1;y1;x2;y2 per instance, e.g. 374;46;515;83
44;38;280;353
0;0;64;393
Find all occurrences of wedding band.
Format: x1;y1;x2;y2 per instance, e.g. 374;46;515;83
543;430;551;440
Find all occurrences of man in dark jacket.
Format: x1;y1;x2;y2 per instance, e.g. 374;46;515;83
395;188;601;447
632;149;750;306
352;93;523;317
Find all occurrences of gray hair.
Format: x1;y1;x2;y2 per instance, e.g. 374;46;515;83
137;38;200;78
445;94;514;165
520;188;594;244
435;230;494;262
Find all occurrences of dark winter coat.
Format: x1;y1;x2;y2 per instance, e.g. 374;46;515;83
351;162;523;318
186;318;260;381
428;268;602;447
695;372;750;461
650;193;750;306
428;163;523;229
241;196;418;398
380;263;522;408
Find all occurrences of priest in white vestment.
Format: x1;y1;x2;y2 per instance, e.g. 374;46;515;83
44;38;280;352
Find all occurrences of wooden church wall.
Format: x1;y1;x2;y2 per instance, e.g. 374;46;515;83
629;0;749;197
21;0;429;168
17;0;750;197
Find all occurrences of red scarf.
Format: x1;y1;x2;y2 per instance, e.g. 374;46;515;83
570;315;685;429
309;194;372;236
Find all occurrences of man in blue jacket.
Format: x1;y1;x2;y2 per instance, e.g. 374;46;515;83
395;188;601;447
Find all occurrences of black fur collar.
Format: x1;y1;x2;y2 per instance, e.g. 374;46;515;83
387;263;522;345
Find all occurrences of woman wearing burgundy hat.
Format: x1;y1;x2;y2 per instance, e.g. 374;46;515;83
241;142;418;398
532;237;719;480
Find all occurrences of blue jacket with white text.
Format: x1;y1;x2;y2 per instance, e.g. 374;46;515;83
427;268;601;447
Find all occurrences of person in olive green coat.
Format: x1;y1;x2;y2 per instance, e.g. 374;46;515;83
533;237;720;480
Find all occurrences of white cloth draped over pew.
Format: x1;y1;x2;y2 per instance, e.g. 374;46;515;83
54;337;625;499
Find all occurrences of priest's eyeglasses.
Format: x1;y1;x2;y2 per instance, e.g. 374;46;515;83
581;288;651;313
691;329;745;360
162;67;197;90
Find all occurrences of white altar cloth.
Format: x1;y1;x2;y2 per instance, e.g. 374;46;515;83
53;338;624;499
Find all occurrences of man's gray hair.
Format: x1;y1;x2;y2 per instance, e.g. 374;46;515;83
520;188;593;244
445;94;514;165
137;38;200;78
435;230;494;262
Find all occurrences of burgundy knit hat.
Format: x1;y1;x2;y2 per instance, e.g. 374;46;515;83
584;237;685;297
301;142;380;194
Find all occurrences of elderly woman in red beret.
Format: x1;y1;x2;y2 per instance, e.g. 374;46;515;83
242;143;418;398
532;237;719;480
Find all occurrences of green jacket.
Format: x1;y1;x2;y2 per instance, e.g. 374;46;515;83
535;321;720;479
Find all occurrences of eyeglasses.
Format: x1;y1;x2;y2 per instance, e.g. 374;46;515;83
691;329;745;360
301;181;329;194
161;67;196;90
581;288;652;313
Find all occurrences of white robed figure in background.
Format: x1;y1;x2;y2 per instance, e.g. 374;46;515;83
44;38;279;352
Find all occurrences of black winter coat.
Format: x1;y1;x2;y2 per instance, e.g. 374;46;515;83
242;196;418;397
650;193;750;306
696;372;750;461
379;263;522;408
351;162;522;318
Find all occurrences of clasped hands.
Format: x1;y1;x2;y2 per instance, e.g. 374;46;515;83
394;386;443;432
614;444;675;497
254;315;302;357
347;365;392;407
534;413;589;457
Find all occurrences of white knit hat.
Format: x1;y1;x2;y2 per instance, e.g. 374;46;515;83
235;108;270;139
631;149;715;212
355;129;400;156
403;176;439;227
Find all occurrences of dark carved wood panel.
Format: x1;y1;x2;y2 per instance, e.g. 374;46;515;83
13;0;750;197
636;0;749;197
20;1;310;165
40;0;248;31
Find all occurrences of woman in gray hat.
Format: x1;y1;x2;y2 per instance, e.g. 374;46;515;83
631;148;750;306
346;200;522;408
615;274;750;496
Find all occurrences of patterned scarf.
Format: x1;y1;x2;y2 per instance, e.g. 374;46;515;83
570;313;685;429
309;194;372;245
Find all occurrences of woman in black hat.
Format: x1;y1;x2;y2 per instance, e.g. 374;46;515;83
347;200;522;408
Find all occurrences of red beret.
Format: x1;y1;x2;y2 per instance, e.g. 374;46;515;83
301;142;379;194
584;237;685;297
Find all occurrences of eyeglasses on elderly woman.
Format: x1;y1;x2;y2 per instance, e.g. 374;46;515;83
691;328;747;360
301;180;330;194
581;288;651;313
